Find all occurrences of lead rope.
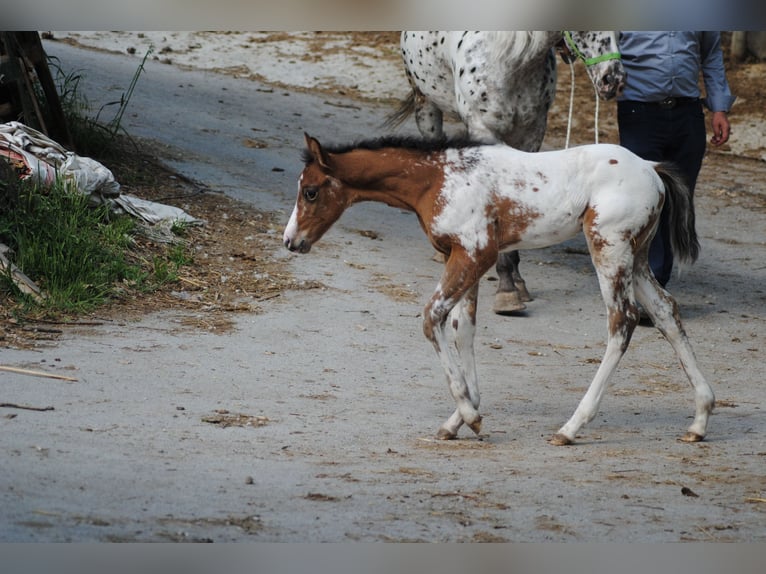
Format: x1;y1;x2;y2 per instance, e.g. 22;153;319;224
564;59;601;149
565;59;575;149
593;80;600;144
561;31;619;148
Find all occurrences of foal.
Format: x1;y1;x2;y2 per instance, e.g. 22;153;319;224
284;134;715;445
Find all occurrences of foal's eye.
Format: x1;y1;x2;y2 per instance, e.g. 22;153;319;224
303;186;319;202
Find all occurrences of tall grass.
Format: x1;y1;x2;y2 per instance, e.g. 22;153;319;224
46;47;153;158
1;45;191;318
0;176;144;313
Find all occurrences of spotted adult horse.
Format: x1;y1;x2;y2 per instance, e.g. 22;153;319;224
284;134;714;445
386;31;625;314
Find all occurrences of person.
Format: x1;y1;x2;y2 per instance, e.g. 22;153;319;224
616;31;736;288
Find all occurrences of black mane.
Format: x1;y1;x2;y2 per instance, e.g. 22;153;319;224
301;134;482;164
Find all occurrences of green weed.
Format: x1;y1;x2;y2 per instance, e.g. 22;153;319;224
0;45;194;320
0;176;195;316
0;177;140;313
45;47;152;158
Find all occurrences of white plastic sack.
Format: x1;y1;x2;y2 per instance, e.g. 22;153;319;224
112;194;202;225
0;121;202;228
0;121;120;196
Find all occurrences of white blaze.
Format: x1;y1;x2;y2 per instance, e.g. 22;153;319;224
283;202;299;245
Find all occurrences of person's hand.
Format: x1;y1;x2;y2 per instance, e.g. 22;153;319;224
710;111;730;146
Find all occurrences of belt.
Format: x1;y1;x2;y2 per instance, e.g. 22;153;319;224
656;97;698;109
622;97;699;110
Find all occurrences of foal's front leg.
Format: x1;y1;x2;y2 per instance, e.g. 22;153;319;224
425;291;482;439
438;284;481;438
423;253;489;439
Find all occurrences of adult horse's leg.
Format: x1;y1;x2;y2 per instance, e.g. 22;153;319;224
413;90;445;141
464;50;555;316
456;91;531;315
633;265;715;441
493;250;531;314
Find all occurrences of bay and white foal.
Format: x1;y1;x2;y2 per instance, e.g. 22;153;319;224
283;134;714;445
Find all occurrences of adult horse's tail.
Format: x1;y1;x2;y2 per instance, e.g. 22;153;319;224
383;91;416;130
654;162;700;264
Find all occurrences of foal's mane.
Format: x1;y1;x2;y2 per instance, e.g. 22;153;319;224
301;135;480;165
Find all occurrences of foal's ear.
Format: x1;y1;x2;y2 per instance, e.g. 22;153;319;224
304;133;331;170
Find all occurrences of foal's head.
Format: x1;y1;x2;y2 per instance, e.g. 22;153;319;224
560;31;626;100
283;134;348;253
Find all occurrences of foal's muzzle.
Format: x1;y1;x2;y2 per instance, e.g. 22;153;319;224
284;236;311;253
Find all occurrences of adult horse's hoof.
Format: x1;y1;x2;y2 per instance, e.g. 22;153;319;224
679;431;705;443
493;291;527;315
515;280;533;303
436;427;457;440
549;433;573;446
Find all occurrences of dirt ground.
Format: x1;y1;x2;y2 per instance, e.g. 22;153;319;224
2;32;765;542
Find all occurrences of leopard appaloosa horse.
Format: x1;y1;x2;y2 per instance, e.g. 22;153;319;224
387;31;625;314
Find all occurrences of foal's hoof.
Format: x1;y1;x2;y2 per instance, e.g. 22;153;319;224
468;416;482;435
549;433;574;446
436;427;457;440
493;291;527;315
679;431;705;443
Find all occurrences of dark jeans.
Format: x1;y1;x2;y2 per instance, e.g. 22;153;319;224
617;99;707;287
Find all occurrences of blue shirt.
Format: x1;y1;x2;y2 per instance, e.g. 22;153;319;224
618;31;736;112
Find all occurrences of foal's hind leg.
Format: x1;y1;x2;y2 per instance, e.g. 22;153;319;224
551;253;640;445
493;250;531;315
634;268;715;442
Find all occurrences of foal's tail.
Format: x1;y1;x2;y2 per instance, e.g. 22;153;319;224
654;162;700;264
382;90;416;130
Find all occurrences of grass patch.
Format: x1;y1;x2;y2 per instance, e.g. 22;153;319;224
0;170;192;317
0;46;197;320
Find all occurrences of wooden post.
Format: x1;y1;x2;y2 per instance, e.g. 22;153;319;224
0;32;72;149
0;243;47;303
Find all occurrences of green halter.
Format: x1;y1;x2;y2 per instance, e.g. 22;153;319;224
563;31;622;66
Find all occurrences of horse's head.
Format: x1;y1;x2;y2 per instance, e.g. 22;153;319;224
559;31;626;100
283;134;348;254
